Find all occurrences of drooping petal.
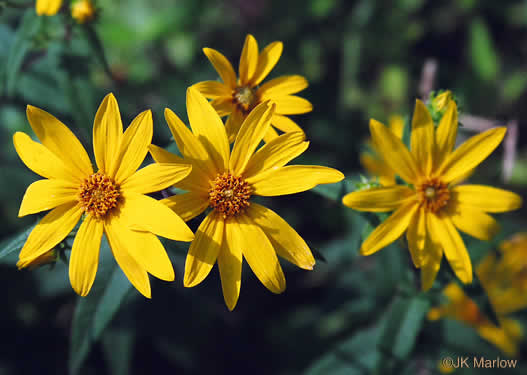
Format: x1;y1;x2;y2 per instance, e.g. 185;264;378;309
225;110;246;144
246;204;315;270
248;165;344;196
420;236;443;291
112;110;153;183
161;192;209;222
36;0;63;15
342;185;415;212
447;203;500;241
234;214;286;293
258;75;308;100
438;127;507;183
186;87;230;171
369;119;419;184
202;47;237;88
184;211;224;287
251;41;283;86
451;185;522;213
360;201;418;256
218;220;242;311
270;114;305;134
92;93;123;174
192;81;233;99
435;101;458;168
238;34;258;85
26;105;92;179
69;216;103;296
244;131;308;179
18;179;78;217
211;98;235;117
410;100;435;176
274;96;313;115
121;163;192;195
230;102;274;175
406;207;426;267
17;202;82;268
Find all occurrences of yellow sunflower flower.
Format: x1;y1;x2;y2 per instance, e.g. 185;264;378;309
36;0;62;16
14;93;195;298
193;34;312;143
71;0;96;24
149;87;343;310
342;100;522;289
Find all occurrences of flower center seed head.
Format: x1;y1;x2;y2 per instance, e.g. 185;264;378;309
234;86;257;113
209;172;251;219
417;178;450;213
78;172;120;219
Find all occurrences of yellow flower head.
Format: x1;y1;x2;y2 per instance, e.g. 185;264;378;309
193;34;312;143
71;0;96;24
14;94;195;298
342;100;522;289
36;0;62;16
149;87;343;310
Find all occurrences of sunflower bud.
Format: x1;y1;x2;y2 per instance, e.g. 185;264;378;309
71;0;97;24
428;90;457;124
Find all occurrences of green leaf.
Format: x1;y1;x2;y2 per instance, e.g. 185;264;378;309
469;18;499;82
0;223;36;263
102;329;135;375
310;178;355;202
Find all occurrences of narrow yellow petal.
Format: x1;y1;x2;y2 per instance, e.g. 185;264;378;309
230;102;274;175
438;127;506;183
112;110;152;183
388;115;404;139
258;75;308;100
211;98;235;117
186;87;230;171
235;214;286;293
26;105;92;179
420;241;443;291
435;101;458;168
246;204;315;270
238;34;258;85
360;153;396;186
184;212;223;287
18;179;78;217
360;201;418;255
251;41;283;86
203;47;237;88
263;126;280;143
447;203;500;241
244;131;307;180
225;110;245;144
17;203;82;267
192;81;233;99
274;96;313;115
161;192;209;222
69;216;103;296
270;114;305;134
36;0;62;16
121;163;192;195
218;221;242;311
248;165;344;196
451;185;522;213
92;93;123;174
406;207;426;267
410;100;434;176
342;185;415;212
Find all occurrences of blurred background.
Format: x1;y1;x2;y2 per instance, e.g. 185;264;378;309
1;0;527;374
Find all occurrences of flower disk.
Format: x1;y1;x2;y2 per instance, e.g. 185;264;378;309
208;172;251;218
234;86;257;114
417;178;450;213
78;172;120;219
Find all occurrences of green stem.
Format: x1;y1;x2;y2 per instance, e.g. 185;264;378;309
83;24;115;82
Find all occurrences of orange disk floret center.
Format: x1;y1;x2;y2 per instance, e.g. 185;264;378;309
234;86;257;113
209;172;252;218
78;172;120;219
417;178;450;213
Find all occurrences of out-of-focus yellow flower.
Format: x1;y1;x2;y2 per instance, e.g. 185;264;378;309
342;100;522;289
149;87;343;310
71;0;96;24
36;0;62;16
193;34;312;143
360;115;404;186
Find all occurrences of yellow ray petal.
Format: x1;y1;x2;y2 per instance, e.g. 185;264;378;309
238;34;258;85
274;96;313;115
230;102;274;175
92;93;123;174
451;185;522;213
192;81;233;99
369;119;419;184
251;41;283;86
248;165;344;196
13;132;77;181
360;153;396;186
244;131;307;179
263;126;280;143
18;179;78;217
428;213;472;284
225;109;245;144
203;47;237;88
218;221;242;311
438;127;506;183
69;216;103;296
435;101;458;168
271;114;304;134
112;110;152;183
26;105;92;179
17;202;82;267
410;100;434;176
258;75;308;100
406;206;427;267
186;87;230;171
360;201;418;255
447;203;500;241
104;220;152;298
420;240;443;291
211;98;235;117
121;163;192;195
388;115;404;139
184;211;223;287
246;204;315;270
235;214;286;293
342;185;415;212
161;192;209;222
36;0;62;16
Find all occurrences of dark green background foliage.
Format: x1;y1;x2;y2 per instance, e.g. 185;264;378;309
1;0;527;374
